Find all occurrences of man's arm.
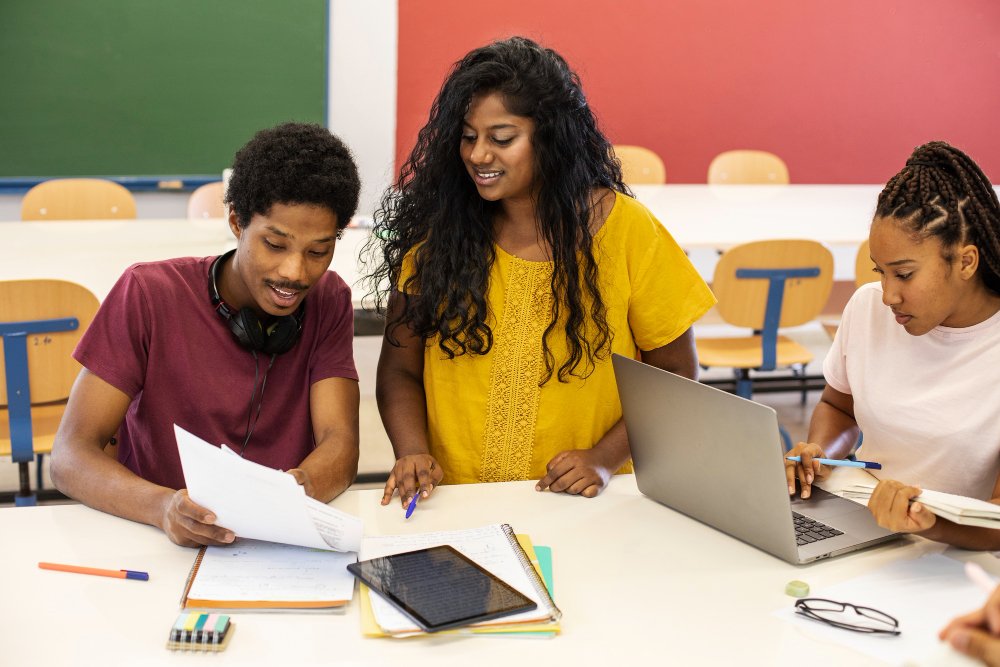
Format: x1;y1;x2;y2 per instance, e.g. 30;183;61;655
50;369;234;547
290;376;360;502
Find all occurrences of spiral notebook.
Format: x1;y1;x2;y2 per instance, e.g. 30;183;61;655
359;524;561;637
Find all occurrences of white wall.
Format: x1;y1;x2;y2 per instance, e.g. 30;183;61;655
328;0;398;219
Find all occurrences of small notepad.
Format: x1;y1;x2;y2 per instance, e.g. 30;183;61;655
166;612;235;652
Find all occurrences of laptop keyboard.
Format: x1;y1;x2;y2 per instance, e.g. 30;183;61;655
793;512;844;546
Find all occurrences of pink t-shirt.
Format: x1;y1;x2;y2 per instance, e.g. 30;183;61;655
825;282;1000;499
74;256;358;490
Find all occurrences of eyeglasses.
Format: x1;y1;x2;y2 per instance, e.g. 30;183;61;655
794;598;900;635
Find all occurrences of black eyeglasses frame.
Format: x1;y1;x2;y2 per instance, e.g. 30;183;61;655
794;597;901;636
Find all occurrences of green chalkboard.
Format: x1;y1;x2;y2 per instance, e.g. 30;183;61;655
0;0;327;178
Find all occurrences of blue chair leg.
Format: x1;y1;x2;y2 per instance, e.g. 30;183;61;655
16;462;37;507
735;369;753;399
36;453;44;490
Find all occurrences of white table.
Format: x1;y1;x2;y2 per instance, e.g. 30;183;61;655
0;475;979;666
0;218;369;304
5;184;999;293
631;184;882;248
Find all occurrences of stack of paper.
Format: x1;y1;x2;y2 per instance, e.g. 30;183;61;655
358;524;561;638
843;482;1000;529
174;424;363;552
173;424;364;611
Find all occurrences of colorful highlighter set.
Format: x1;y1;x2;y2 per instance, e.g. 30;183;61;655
166;612;234;652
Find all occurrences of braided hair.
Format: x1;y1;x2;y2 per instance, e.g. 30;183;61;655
365;36;628;383
876;141;1000;294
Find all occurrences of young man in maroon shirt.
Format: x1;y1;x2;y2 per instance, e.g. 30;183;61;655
51;123;362;547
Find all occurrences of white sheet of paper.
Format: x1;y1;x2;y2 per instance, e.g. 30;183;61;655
174;424;362;551
774;553;991;666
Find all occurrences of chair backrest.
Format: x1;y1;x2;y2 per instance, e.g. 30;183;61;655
0;280;99;406
187;181;227;219
21;178;137;221
613;145;666;184
855;238;878;288
707;150;789;185
712;240;833;330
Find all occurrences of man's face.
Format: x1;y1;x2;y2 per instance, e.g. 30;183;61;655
225;202;339;317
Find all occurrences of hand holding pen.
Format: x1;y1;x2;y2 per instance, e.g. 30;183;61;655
783;442;832;499
782;442;881;500
381;453;443;512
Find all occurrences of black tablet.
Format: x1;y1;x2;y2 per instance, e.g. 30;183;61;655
347;545;537;633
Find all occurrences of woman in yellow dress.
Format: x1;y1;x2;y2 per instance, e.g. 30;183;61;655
367;37;715;506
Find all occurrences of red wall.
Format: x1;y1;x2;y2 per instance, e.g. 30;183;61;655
397;0;1000;184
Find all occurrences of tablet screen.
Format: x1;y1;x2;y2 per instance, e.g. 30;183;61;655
347;545;537;632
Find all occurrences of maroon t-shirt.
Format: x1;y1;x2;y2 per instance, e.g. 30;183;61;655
74;256;358;490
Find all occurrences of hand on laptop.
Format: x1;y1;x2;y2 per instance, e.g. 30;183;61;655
940;584;1000;666
159;489;236;547
867;479;937;533
785;442;831;499
381;454;443;509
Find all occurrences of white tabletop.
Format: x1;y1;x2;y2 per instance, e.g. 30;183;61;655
5;184;999;296
631;184;882;248
0;218;369;304
0;475;980;666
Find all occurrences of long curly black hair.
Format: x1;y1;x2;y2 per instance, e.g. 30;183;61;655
365;36;629;383
225;122;361;235
877;141;1000;295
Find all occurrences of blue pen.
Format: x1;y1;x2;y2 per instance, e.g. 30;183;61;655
786;456;881;470
405;493;418;519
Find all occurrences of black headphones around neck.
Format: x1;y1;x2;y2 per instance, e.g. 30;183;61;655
208;250;304;355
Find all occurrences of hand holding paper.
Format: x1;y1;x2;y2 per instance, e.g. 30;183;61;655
174;424;362;551
842;480;1000;530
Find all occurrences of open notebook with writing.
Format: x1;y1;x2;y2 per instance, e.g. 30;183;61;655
181;539;356;611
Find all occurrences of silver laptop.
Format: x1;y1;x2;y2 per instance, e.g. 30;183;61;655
612;354;898;564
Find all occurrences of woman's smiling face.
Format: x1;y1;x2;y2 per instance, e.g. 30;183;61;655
459;91;537;204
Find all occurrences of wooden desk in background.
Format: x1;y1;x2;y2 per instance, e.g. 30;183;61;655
0;187;886;303
0;218;369;304
0;475;978;666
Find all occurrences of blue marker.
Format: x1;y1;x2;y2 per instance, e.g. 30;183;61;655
786;456;881;470
405;493;418;519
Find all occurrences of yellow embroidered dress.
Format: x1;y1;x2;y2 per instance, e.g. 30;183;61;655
411;193;715;484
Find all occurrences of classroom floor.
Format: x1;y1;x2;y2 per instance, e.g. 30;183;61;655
0;317;833;506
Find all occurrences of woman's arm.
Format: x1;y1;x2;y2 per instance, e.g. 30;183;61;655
376;293;443;507
867;470;1000;551
536;328;698;497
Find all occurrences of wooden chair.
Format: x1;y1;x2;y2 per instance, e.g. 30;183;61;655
21;178;137;221
613;145;666;184
821;239;878;338
696;240;833;448
854;239;877;287
187;181;226;219
0;280;99;505
707;150;789;185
